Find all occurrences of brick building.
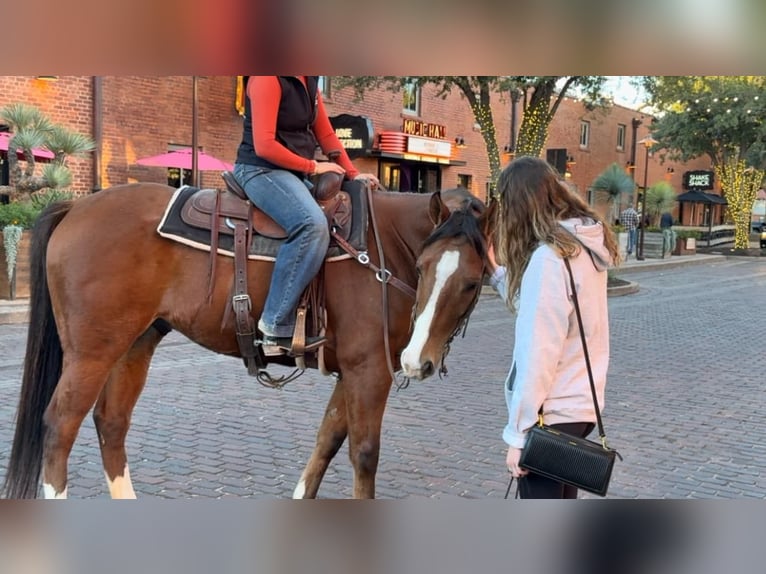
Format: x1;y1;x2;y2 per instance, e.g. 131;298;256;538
1;75;717;224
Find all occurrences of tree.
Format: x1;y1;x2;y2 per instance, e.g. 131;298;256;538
644;181;677;227
590;162;636;223
334;76;608;198
641;76;766;249
0;103;95;201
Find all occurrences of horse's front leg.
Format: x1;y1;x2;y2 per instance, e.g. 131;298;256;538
293;378;348;499
343;364;393;499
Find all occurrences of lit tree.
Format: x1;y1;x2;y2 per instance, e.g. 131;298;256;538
642;76;766;249
334;76;608;199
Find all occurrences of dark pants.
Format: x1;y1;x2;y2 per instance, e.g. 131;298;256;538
518;422;596;499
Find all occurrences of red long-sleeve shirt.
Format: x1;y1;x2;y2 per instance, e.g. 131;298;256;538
248;76;359;179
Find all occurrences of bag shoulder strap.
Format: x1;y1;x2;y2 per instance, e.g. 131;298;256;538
563;257;607;444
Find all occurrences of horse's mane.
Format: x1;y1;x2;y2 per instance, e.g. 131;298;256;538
422;203;487;259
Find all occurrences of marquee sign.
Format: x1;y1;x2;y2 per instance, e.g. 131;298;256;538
406;136;452;158
402;119;447;140
683;170;714;190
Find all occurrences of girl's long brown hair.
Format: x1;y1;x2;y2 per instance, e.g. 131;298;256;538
491;156;620;307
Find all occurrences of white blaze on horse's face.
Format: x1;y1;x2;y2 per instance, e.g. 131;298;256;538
401;249;461;379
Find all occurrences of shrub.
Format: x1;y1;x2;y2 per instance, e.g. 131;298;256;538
0;201;38;229
675;229;702;240
0;190;74;230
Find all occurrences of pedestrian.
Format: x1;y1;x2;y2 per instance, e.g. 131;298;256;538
619;205;639;258
233;76;380;356
487;156;620;499
660;211;676;256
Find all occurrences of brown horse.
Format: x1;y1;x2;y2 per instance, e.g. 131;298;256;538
1;182;488;499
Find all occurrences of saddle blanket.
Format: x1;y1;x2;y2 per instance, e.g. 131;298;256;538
157;185;367;262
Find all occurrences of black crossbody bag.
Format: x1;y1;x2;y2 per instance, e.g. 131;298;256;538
508;258;621;498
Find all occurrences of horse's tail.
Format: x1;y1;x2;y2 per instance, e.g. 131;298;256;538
2;200;73;499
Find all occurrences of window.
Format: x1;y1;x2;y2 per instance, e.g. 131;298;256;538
317;76;331;99
457;174;472;191
402;80;420;115
616;124;626;151
579;121;590;148
167;144;193;188
546;148;568;176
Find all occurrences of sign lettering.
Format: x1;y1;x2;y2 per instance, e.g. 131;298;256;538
683;170;714;190
402;119;447;140
328;114;374;159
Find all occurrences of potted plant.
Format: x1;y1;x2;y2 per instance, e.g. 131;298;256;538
641;181;678;258
0;190;73;299
673;229;701;256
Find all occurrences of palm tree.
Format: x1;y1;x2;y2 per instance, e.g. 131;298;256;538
0;103;94;201
590;162;636;223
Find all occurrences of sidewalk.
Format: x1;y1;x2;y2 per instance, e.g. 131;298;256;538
615;252;727;275
479;252;729;297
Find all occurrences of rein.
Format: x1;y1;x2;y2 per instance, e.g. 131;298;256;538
331;184;415;388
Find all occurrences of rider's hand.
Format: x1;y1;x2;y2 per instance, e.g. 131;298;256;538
354;173;380;190
314;161;346;176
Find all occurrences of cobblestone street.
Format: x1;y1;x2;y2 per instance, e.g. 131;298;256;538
1;257;764;498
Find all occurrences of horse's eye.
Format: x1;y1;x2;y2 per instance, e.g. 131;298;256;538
464;282;479;293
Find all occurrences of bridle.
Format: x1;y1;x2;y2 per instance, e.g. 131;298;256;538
332;185;486;390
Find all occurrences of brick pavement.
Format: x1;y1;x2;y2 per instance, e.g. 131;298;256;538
0;257;764;499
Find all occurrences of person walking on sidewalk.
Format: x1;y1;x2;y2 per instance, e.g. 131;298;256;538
620;206;639;258
488;156;620;498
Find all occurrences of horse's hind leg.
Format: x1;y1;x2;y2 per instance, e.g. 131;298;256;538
41;359;116;499
93;326;166;499
293;379;348;499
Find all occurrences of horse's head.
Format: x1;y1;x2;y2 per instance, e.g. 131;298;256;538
400;190;489;380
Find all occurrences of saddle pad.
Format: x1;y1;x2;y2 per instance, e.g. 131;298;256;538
157;184;368;262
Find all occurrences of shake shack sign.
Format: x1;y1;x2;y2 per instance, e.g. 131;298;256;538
683;170;714;190
329;114;374;159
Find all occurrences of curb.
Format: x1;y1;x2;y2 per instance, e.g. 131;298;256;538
607;280;639;297
0;303;29;325
615;254;727;275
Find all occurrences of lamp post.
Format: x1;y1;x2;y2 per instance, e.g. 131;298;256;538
636;134;658;261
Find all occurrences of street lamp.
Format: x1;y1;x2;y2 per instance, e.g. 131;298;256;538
636;134;658;261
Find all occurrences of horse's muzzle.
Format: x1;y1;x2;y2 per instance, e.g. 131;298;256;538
401;357;435;380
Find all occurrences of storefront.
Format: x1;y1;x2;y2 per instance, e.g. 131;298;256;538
330;115;465;193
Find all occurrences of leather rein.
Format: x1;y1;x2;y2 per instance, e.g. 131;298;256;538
330;184;415;387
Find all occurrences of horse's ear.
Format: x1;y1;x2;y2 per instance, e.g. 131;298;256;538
428;191;450;226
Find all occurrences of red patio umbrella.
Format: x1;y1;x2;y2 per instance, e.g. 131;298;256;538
135;147;233;171
0;132;55;161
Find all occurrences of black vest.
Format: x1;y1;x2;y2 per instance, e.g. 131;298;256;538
236;76;319;173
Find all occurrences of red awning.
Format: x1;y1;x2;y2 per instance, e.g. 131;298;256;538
0;132;55;161
135;148;233;171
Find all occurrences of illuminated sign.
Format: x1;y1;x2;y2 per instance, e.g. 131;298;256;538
329;114;374;159
683;170;714;190
402;119;447;140
406;136;452;158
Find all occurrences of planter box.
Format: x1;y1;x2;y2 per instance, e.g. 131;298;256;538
673;237;697;256
0;233;31;300
641;231;669;259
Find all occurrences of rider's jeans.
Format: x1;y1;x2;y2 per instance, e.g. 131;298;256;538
234;163;329;338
